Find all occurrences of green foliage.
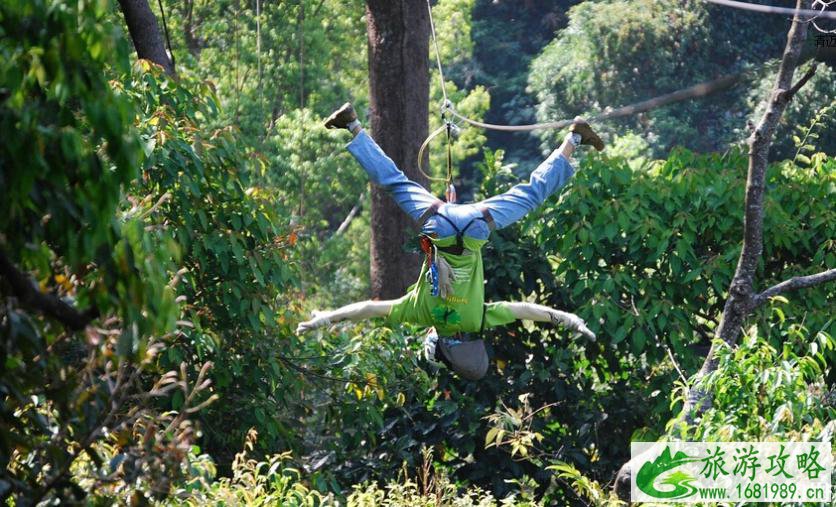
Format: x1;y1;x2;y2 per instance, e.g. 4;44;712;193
531;149;835;367
434;0;476;68
161;0;367;140
169;429;334;506
544;317;834;507
674;310;835;442
748;63;836;162
528;0;793;156
171;438;543;506
792;98;835;169
0;0;139;268
346;447;543;506
120;62;303;461
360;147;834;502
157;0;376;308
268;109;368;235
547;461;625;507
4;0;835;504
0;1;195;502
470;0;579;166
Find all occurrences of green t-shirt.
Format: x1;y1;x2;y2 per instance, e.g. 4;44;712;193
388;234;516;335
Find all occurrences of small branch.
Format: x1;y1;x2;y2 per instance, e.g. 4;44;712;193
312;0;327;18
779;63;818;103
0;249;98;331
596;71;749;123
665;345;689;385
333;190;368;238
751;268;836;309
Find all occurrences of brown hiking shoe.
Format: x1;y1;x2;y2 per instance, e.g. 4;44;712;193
569;116;604;151
324;102;358;129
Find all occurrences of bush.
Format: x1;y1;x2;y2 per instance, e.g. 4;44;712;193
548;314;835;507
169;435;542;506
674;307;835;443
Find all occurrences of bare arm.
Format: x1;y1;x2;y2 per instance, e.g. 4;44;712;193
296;299;396;335
504;302;596;341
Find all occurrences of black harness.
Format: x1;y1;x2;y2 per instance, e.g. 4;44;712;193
417;201;495;255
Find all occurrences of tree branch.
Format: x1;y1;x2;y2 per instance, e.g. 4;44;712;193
751;268;836;309
117;0;175;76
693;0;811;383
615;2;815;500
780;63;818;102
332;190;368;238
0;250;98;331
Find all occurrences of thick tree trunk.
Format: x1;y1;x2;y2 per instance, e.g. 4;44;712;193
117;0;175;76
365;0;430;299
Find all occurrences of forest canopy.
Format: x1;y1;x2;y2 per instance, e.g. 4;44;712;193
1;0;834;505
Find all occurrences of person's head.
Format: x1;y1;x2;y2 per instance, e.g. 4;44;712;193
424;327;489;380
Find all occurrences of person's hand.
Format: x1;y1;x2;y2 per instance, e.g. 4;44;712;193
295;311;331;335
574;320;596;341
549;310;596;341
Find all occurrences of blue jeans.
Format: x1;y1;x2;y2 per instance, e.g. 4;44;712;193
347;131;575;240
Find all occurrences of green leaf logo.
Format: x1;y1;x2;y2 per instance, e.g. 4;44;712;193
636;446;700;499
431;305;461;325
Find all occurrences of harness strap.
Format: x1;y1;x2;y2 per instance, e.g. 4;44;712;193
479;206;496;231
418;200;444;227
418;206;496;255
435;212;462;234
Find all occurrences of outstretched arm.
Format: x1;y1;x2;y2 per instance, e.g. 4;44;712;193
296;299;395;335
504;301;596;341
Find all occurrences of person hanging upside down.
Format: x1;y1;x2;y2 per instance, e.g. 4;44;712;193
296;103;605;380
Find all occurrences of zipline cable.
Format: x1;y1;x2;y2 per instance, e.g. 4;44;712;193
449;71;749;132
421;0;461;195
422;0;822;137
156;0;175;71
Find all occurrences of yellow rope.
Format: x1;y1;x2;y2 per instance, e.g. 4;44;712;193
416;123;451;183
417;0;457;191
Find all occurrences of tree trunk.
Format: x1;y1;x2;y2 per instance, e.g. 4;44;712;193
182;0;203;59
117;0;175;76
682;0;811;417
613;2;814;499
365;0;430;299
